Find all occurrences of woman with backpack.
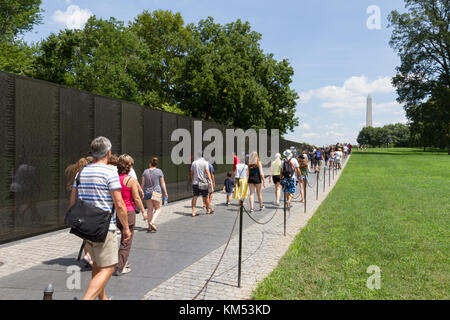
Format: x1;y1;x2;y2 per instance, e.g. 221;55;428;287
314;148;323;173
247;151;266;213
269;153;282;206
281;149;301;208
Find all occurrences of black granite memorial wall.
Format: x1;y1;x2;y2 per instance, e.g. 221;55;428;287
0;71;306;244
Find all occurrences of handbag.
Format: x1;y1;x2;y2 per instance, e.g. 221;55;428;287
198;180;209;190
64;167;113;242
235;164;246;188
147;169;163;201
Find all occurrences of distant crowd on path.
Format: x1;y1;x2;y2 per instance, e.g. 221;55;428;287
64;136;352;300
305;143;352;173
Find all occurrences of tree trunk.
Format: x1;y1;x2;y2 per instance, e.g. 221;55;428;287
423;146;426;152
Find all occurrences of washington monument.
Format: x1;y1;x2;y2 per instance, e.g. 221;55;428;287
366;94;373;127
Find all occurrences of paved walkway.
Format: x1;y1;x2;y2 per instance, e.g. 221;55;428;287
0;157;350;300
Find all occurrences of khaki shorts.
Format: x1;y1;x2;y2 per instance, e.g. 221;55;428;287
85;230;118;268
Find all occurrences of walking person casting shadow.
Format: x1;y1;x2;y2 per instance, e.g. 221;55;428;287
268;153;282;206
190;152;214;217
113;154;146;276
68;136;131;300
248;151;266;213
141;157;168;232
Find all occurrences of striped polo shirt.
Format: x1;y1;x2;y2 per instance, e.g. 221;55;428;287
73;163;121;231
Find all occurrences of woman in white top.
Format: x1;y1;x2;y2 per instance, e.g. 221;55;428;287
232;155;249;201
268;153;282;206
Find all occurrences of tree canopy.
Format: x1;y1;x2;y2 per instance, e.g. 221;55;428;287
0;0;42;75
357;123;412;147
0;7;299;135
0;0;42;41
388;0;449;151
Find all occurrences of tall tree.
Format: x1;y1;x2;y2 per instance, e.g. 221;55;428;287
176;17;298;134
130;10;193;108
388;0;449;151
0;40;36;75
407;90;449;149
388;0;449;106
0;0;42;75
33;17;150;104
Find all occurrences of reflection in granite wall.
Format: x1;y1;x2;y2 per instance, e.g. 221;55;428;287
0;71;305;244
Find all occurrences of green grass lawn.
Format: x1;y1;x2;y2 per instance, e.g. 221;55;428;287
253;148;450;299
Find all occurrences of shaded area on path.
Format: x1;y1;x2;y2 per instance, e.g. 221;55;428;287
0;173;321;300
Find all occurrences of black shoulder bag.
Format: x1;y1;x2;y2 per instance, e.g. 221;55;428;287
64;166;114;242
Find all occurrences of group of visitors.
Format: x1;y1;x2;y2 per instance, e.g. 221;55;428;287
66;135;352;300
66;136;168;299
228;151;266;213
300;143;352;173
224;148;310;212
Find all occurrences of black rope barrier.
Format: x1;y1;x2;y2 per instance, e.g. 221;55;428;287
307;176;316;188
243;204;279;225
292;179;303;200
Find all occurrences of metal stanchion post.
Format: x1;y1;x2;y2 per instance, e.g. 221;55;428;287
304;178;307;213
283;185;287;237
316;171;319;200
238;200;243;288
323;168;326;192
43;284;54;300
329;165;331;186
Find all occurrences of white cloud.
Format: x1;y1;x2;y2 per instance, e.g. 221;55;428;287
373;101;405;116
323;122;344;130
52;5;92;30
300;133;317;138
299;75;395;111
299;122;311;130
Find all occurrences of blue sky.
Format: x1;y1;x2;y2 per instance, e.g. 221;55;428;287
24;0;408;146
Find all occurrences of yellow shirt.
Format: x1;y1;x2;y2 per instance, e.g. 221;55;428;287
271;159;281;176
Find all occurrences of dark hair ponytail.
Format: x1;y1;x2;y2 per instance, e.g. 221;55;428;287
150;157;158;167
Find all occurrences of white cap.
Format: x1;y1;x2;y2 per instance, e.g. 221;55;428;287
283;149;293;159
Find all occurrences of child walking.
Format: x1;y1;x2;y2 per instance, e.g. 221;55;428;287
223;172;234;206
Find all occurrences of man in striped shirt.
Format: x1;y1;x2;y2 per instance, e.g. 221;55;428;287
70;136;130;300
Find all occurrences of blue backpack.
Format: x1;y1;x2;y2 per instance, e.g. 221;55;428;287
315;151;322;159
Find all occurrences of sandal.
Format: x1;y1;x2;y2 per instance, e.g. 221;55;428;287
150;223;158;232
113;266;131;276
